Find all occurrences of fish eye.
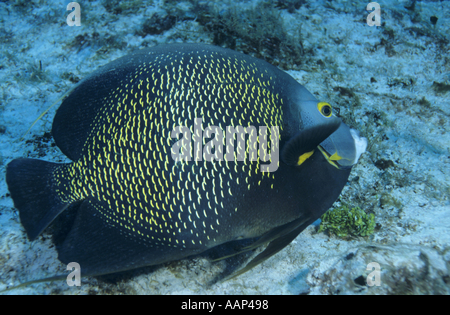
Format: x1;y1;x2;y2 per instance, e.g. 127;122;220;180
318;102;332;118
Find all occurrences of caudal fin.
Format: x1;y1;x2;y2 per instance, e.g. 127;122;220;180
6;158;72;240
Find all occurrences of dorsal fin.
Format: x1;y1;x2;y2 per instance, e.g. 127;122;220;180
21;87;74;141
51;55;141;161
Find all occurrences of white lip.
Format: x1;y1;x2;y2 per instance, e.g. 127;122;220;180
350;129;368;164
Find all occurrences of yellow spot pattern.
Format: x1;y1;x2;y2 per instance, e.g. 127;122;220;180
52;49;284;250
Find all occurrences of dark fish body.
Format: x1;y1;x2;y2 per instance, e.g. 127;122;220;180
6;44;365;277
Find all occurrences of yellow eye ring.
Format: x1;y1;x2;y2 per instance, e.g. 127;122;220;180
318;102;332;118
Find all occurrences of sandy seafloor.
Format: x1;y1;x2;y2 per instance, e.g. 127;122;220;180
0;0;449;295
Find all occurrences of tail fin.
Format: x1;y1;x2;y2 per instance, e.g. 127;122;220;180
6;158;72;240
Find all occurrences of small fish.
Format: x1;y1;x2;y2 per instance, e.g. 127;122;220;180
6;43;367;279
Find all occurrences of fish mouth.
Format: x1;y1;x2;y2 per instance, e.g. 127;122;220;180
318;123;367;169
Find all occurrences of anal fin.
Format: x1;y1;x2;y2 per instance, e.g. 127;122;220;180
56;198;188;277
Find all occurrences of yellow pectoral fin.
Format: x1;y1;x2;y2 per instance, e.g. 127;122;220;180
317;146;340;169
297;150;315;166
329;152;342;161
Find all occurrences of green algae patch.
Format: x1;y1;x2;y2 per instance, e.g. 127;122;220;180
318;206;376;238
